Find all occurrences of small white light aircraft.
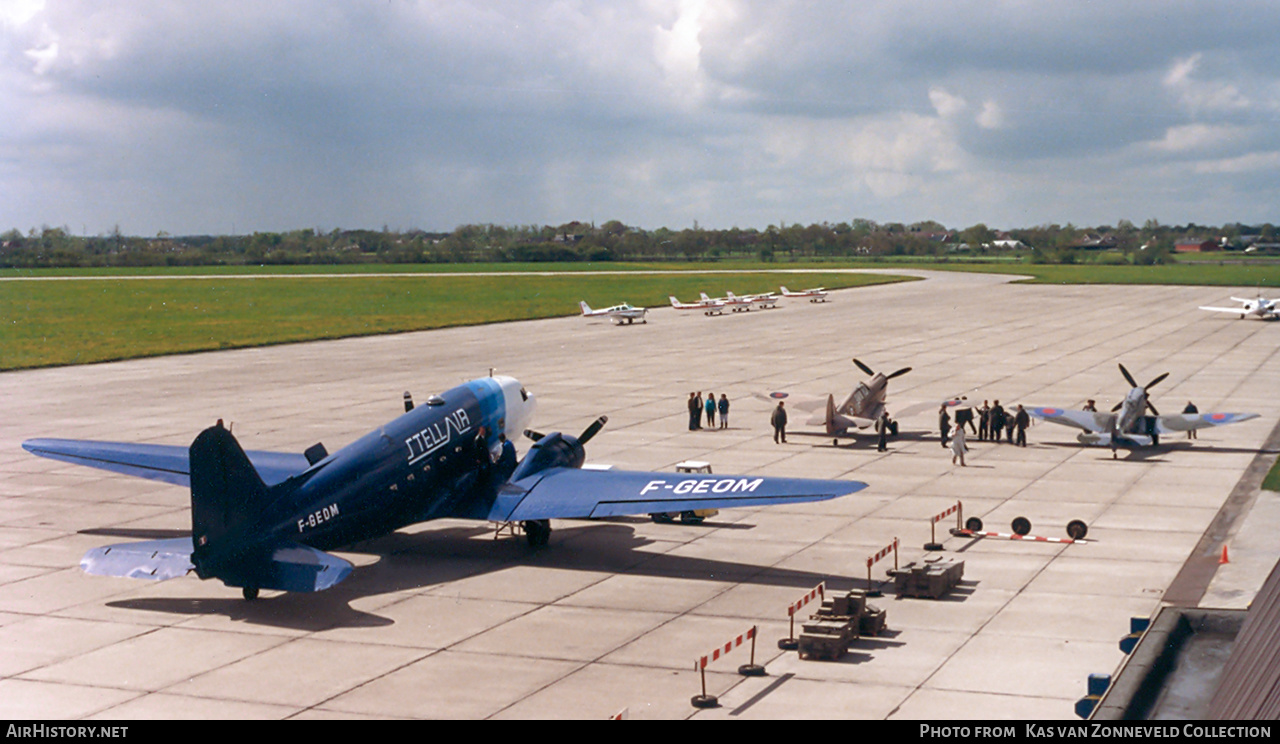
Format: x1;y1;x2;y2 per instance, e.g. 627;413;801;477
1028;364;1259;458
670;294;725;315
726;291;779;310
701;292;753;313
579;301;648;325
1198;294;1279;320
761;359;910;439
779;286;829;302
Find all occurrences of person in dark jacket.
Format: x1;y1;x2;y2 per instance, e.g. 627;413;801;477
687;392;700;431
718;394;730;429
989;400;1005;443
1014;405;1030;447
1183;401;1198;439
939;405;951;448
978;400;991;441
771;401;788;443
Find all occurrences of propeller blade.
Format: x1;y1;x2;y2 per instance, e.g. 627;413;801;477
1111;402;1123;412
1145;372;1169;390
886;367;912;380
852;358;875;377
1146;400;1160;416
578;416;608;445
523;429;544;442
1118;363;1138;388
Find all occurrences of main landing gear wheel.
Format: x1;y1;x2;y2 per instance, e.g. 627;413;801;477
242;586;260;601
524;519;551;547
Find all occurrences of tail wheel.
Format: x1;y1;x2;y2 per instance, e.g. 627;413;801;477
242;586;260;601
524;519;551;547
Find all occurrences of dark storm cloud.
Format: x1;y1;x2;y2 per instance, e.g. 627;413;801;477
2;1;1278;235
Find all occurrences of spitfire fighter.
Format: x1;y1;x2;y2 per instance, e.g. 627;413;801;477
1199;294;1279;320
1027;364;1259;458
579;300;648;325
24;376;866;599
763;359;910;440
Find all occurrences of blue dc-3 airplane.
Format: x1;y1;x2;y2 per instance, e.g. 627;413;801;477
23;375;867;600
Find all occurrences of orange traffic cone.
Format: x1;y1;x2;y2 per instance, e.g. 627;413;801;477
1220;545;1230;564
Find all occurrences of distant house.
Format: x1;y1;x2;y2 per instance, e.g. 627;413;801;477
1174;239;1221;253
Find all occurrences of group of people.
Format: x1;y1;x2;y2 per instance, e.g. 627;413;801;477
940;399;1032;466
688;392;731;430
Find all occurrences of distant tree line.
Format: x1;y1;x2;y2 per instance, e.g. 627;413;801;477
2;218;1275;269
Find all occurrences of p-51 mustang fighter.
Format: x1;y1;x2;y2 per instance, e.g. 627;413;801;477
762;359;910;440
23;376;866;599
579;300;648;325
1198;294;1279;320
1027;364;1258;458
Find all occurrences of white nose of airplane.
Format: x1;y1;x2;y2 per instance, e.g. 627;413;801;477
495;376;536;441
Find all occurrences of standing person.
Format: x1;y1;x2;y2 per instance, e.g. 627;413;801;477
694;392;704;430
771;401;788;444
989;400;1005;443
1005;411;1016;443
718;394;730;429
950;422;968;466
954;397;976;435
1083;399;1097;412
705;392;717;428
1184;401;1199;439
978;400;991;441
877;410;891;452
939;405;951;448
1014;405;1030;447
687;392;700;431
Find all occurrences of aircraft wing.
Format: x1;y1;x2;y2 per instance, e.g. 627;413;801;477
1156;412;1259;433
1199;305;1248;314
754;392;827;412
23;438;312;488
486;467;867;522
81;537;195;581
1026;407;1114;432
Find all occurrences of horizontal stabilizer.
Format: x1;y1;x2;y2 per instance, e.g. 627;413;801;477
214;543;354;593
81;537;195;581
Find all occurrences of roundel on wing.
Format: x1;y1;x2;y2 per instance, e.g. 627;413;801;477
1210;413;1227;421
770;392;788;399
1041;407;1062;415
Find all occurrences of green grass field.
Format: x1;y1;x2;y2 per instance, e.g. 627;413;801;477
0;270;907;370
4;260;1279;371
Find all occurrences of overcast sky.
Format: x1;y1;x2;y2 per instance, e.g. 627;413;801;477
3;1;1278;237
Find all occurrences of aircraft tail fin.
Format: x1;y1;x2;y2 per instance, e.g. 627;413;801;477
189;423;271;568
186;423;353;593
579;301;592;315
780;286;790;294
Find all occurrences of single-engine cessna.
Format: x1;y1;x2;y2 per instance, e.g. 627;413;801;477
762;359;910;439
1027;364;1259;458
579;300;648;324
726;291;779;310
669;294;725;315
24;376;866;599
779;286;829;302
1199;294;1279;320
702;292;753;312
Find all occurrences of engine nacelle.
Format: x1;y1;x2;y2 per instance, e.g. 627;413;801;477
510;432;585;481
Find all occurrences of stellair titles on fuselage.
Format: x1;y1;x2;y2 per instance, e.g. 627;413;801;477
405;407;472;465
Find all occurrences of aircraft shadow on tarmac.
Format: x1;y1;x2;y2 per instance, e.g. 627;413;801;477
84;520;862;630
1038;440;1275;462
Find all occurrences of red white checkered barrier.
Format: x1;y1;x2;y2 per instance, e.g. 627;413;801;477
932;500;962;526
697;626;757;670
954;529;1087;545
866;537;899;588
787;583;825;617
